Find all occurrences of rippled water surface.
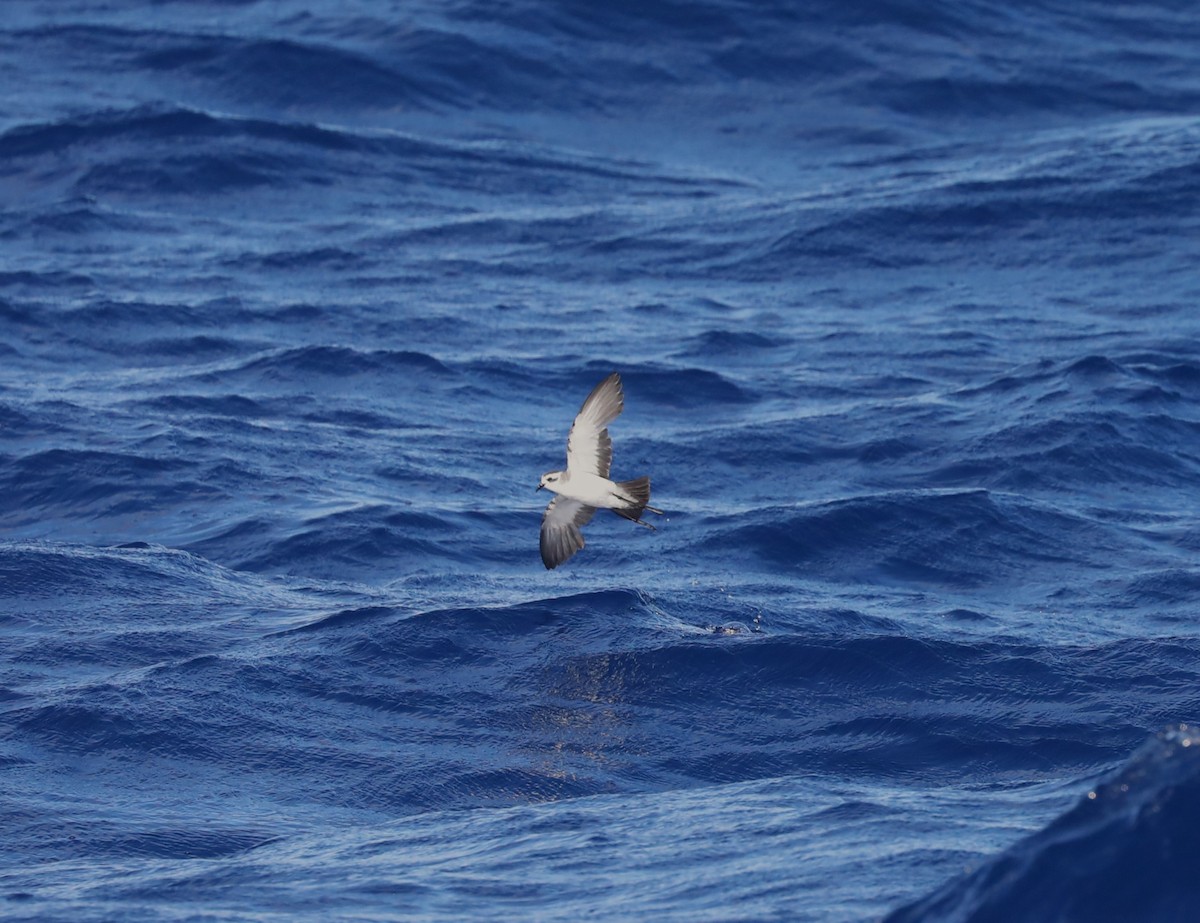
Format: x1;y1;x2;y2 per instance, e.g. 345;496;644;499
3;2;1200;921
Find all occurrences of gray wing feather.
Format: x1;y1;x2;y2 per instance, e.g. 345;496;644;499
565;372;623;478
540;497;597;569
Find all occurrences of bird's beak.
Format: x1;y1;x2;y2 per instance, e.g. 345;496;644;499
536;483;544;492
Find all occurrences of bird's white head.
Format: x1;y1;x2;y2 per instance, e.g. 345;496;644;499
537;471;563;493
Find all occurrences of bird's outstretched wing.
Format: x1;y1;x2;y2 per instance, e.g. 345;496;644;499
541;496;597;569
565;371;623;478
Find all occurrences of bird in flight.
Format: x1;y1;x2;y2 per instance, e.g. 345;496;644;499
538;371;662;569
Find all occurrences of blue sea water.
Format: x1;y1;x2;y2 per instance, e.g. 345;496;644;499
2;1;1200;920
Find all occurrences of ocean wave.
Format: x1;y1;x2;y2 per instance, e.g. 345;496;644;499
9;556;1195;809
88;825;280;861
60;298;208;330
886;725;1200;923
674;329;788;357
0;541;267;603
0;402;32;431
2;100;728;209
147;34;451;112
697;489;1114;585
0;450;207;522
230;506;453;576
19;23;576;115
212;345;455;382
684;120;1200;279
0;269;94;293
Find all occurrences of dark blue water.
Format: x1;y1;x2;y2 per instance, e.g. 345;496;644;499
3;2;1200;920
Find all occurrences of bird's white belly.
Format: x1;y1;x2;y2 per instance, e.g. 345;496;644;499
559;471;624;508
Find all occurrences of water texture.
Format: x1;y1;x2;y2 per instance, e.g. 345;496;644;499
2;1;1199;920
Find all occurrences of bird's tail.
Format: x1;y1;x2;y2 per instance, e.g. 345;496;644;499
614;476;663;529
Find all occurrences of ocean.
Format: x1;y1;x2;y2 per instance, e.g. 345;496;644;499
3;1;1200;920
